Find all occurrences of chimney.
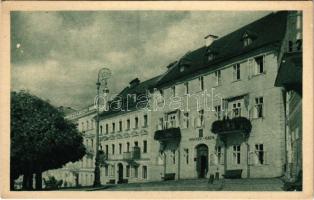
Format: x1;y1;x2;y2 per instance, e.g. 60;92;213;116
129;78;140;88
204;34;218;47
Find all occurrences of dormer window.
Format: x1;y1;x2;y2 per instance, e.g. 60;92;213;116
180;65;185;72
208;53;215;61
242;31;256;47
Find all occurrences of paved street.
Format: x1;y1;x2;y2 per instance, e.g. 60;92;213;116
74;178;284;191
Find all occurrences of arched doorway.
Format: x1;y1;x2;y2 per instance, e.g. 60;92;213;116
196;144;209;178
117;163;123;183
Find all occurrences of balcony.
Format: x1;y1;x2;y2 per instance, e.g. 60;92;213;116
154;127;181;142
211;117;252;137
123;147;141;161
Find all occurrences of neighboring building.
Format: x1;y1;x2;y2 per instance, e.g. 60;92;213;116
275;11;302;181
43;104;97;187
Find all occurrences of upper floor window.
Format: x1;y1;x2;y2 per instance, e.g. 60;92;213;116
199;129;203;138
169;115;177;128
112;122;115;133
232;102;242;118
183;112;189;128
112;144;115;155
288;40;293;52
143;140;147;153
81;122;85;131
158;117;164;130
254;97;264;118
215;70;221;86
184;82;189;94
171;86;176;97
143;114;148;127
135;117;139;129
253;56;264;75
126;142;130;152
126;119;130;130
242;32;253;47
214;105;222;120
208;53;215;61
105;124;109;134
199;76;204;91
233;64;241;81
86;121;89;130
199;109;204;125
100;125;103;134
119;143;122;154
180;65;185;72
119;121;122;132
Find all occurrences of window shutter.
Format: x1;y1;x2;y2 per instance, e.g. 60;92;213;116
263;54;266;73
248;59;253;79
262;98;266;118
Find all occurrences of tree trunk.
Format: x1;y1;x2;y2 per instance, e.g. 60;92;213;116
35;172;42;190
10;176;15;190
22;174;27;190
23;173;33;190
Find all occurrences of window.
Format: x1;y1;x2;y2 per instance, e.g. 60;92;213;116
254;97;264;118
110;165;115;176
105;165;109;176
158;117;164;130
199;109;204;125
105;145;109;155
134;141;138;147
288;40;293;52
91;139;94;148
171;86;176;97
184;149;189;164
142;166;147;179
119;143;122;154
199;76;204;91
215;105;222;120
143;115;148;127
105;124;108;134
215;70;221;86
81;122;85;131
255;144;265;165
159;89;164;97
119;121;122;132
135;117;139;129
184;82;189;94
127;119;130;130
112;144;115;155
126;165;130;177
86;121;89;130
100;125;103;134
172;150;176;164
112;122;115;133
199;129;203;138
215;146;222;164
254;56;264;75
169;115;176;128
208;53;214;61
180;65;185;72
126;142;130;152
232;102;241;117
143;140;147;153
233;64;241;81
183;112;189;128
243;37;252;47
233;145;241;164
134;166;139;178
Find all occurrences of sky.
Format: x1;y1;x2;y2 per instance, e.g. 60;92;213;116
11;11;272;110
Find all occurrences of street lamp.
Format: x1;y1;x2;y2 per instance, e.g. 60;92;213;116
94;68;111;187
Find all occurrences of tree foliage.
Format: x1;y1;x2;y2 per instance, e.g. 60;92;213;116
11;91;85;189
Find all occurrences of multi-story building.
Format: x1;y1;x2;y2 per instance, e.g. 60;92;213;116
99;11;292;183
275;11;302;181
43;104;97;187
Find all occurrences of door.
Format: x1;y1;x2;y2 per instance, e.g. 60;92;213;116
196;144;209;178
117;163;123;183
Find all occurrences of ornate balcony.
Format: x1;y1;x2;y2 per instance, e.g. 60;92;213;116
123;147;141;161
154;127;181;142
211;117;252;137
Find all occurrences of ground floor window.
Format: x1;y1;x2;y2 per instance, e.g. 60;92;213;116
255;144;265;165
126;165;130;177
215;146;223;164
184;148;189;164
110;165;115;176
142;166;147;179
233;145;241;164
133;166;139;178
105;165;108;176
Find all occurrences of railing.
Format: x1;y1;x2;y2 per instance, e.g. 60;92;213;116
123;147;141;160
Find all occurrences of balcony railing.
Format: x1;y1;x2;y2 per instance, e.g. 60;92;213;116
211;117;252;136
123;147;141;160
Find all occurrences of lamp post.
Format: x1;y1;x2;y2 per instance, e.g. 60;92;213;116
94;68;111;187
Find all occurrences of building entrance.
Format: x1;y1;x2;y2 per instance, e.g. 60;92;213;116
196;144;208;178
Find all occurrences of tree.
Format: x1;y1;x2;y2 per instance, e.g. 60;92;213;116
11;91;85;190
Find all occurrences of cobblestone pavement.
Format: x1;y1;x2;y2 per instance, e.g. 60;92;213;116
87;178;284;191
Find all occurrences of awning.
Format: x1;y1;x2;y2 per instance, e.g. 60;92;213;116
275;52;302;89
154;128;181;141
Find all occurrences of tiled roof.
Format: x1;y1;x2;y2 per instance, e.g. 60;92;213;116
99;75;162;119
155;11;288;88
